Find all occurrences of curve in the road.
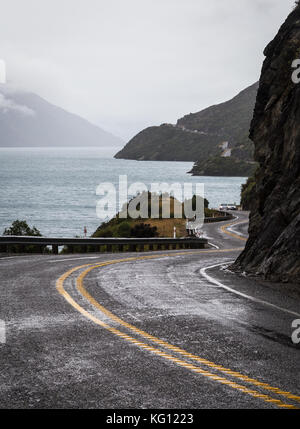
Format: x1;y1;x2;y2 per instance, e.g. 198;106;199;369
220;219;248;242
56;249;300;409
201;262;300;318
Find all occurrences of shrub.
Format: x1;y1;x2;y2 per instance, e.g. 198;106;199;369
117;222;132;237
3;220;41;236
241;176;256;210
130;223;158;238
2;220;42;254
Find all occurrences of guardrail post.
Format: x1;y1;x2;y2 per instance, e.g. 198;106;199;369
149;244;154;251
1;244;8;254
106;244;112;253
52;244;58;255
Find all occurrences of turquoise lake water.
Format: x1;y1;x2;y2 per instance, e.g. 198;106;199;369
0;147;247;237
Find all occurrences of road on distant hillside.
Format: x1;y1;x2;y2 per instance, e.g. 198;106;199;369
0;211;300;409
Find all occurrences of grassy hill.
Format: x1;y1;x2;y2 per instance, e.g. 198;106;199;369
92;193;215;239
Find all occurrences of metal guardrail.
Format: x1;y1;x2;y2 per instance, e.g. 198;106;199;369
204;213;234;223
186;212;233;236
0;235;208;255
0;212;233;255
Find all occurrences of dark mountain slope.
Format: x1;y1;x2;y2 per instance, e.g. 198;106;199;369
115;83;258;175
0;84;123;148
177;82;258;142
114;124;220;162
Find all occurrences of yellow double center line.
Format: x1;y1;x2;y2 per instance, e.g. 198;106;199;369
221;219;248;242
56;249;300;409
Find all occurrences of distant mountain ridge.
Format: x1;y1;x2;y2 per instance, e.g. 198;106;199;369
115;82;259;176
0;84;123;148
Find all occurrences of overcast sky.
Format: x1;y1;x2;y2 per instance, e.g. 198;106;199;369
0;0;296;141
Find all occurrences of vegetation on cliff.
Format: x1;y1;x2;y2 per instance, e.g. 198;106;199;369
240;176;257;210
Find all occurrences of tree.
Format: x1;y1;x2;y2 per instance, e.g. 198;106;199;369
2;220;42;254
3;220;41;236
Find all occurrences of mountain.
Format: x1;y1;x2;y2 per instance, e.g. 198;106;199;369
114;83;258;175
0;84;123;148
233;6;300;283
116;124;220;162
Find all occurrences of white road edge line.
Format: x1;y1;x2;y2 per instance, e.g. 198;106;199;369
208;242;220;250
49;256;102;263
0;255;39;261
227;221;248;238
200;261;300;318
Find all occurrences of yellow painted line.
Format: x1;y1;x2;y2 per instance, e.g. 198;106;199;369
56;266;297;409
221;220;248;242
55;251;300;408
75;259;300;406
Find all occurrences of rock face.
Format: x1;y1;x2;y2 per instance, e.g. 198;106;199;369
233;6;300;283
115;83;258;175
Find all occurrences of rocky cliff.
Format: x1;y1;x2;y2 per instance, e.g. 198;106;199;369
233;5;300;283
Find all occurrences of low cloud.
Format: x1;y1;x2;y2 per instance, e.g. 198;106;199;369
0;0;295;138
0;93;35;116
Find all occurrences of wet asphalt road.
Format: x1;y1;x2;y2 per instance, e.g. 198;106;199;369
0;211;299;409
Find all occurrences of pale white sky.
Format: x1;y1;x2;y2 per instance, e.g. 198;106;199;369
0;60;5;83
0;0;296;140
